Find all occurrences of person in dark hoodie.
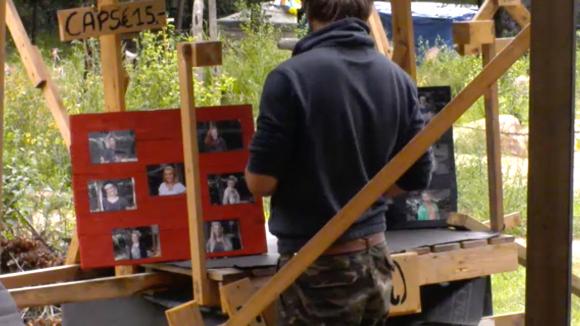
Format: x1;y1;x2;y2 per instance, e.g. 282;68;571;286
245;0;433;324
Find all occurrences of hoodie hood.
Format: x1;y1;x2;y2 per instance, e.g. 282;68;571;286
292;18;375;56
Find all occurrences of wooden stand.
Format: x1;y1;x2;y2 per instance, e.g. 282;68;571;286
2;1;573;325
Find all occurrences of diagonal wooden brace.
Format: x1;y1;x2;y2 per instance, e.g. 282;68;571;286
224;24;531;326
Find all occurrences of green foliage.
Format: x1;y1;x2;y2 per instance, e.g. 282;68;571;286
221;3;290;113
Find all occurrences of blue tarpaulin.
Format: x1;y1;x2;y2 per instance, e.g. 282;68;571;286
375;1;477;52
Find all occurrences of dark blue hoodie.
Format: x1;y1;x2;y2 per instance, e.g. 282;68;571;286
248;18;432;254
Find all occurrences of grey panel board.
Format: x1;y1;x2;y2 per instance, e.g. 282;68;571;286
168;253;280;270
62;297;168;326
0;282;23;326
386;229;498;253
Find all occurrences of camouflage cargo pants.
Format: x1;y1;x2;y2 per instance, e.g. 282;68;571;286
277;243;395;326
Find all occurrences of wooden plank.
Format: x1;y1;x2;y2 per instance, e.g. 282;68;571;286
526;0;574;323
115;265;139;276
447;213;492;232
142;263;192;276
64;232;81;264
208;268;246;282
224;27;531;326
57;0;167;41
432;242;462;253
453;21;495;45
98;0;126;113
496;37;514;53
389;252;421;316
496;0;521;7
504;4;531;28
461;239;489;249
475;0;499;20
177;42;213;306
220;278;267;325
482;42;504;232
485;212;521;230
407;246;431;255
419;243;518;285
5;0;70;146
479;312;524;326
10;272;174;308
391;0;416;80
165;301;205;326
368;7;391;57
191;41;222;67
0;265;84;289
489;235;515;245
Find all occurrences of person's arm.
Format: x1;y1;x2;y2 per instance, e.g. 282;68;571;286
246;69;298;197
390;83;434;193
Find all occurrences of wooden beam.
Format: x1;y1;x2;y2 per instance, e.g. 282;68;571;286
177;42;213;306
479;312;525;326
368;7;392;57
1;265;81;289
64;232;81;264
165;301;205;326
526;0;574;323
220;278;267;325
453;21;495;45
10;272;174;308
475;0;499;21
496;0;521;6
504;4;531;28
482;42;504;232
224;27;531;326
191;41;222;67
391;0;416;80
418;243;518;285
5;0;70;146
98;0;126;112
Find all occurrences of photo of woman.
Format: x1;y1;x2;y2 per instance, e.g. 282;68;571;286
222;175;241;205
88;178;137;213
146;163;186;196
203;123;228;152
205;220;242;253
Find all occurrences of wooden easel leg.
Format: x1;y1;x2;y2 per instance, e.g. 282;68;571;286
165;301;205;326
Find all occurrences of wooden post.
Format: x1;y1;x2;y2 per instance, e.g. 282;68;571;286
526;0;575;324
367;8;391;57
98;0;127;112
224;26;531;326
482;42;504;232
177;42;212;305
391;0;416;80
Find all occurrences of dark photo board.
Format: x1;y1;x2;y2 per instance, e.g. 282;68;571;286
147;163;186;196
208;173;254;206
205;220;243;254
112;225;161;261
386;86;458;229
88;178;137;213
197;120;243;153
89;130;137;164
70;106;267;268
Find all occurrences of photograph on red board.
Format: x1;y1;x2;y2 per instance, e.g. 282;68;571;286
88;178;137;212
112;225;161;261
147;163;186;196
88;130;137;164
208;173;254;206
205;220;242;253
197;120;243;153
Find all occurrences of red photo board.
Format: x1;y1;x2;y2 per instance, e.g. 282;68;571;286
70;106;267;269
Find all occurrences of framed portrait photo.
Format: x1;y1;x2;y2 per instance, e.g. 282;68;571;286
112;225;162;261
386;86;458;229
88;130;137;164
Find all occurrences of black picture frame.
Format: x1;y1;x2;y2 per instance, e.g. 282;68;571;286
386;86;458;229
